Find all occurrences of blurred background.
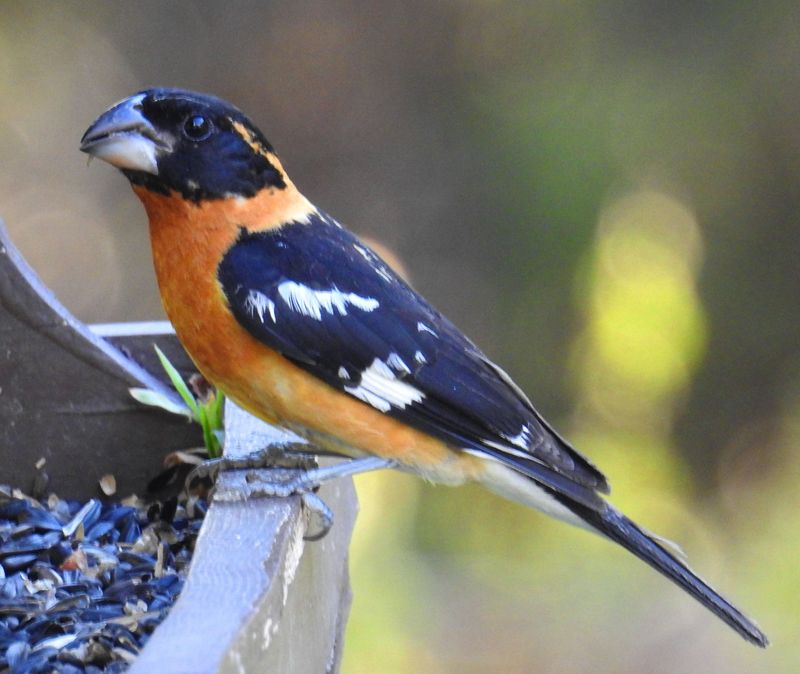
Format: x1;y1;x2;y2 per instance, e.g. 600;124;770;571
1;2;798;671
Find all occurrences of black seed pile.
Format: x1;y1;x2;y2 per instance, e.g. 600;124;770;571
0;486;206;673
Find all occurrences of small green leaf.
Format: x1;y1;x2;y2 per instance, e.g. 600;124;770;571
129;387;192;419
142;345;227;458
154;345;199;418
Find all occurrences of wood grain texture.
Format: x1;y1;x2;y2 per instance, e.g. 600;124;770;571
0;219;202;498
129;401;357;674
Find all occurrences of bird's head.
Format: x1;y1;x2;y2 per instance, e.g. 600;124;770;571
80;88;287;202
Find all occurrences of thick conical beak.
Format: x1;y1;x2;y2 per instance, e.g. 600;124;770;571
80;93;168;174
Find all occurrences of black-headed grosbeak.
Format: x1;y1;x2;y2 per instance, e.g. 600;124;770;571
80;89;767;647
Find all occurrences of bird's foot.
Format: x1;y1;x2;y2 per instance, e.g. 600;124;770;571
186;442;318;487
192;449;395;540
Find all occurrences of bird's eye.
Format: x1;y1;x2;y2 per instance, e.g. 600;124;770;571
183;114;213;141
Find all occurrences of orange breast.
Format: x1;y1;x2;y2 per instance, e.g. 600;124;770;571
134;186;484;484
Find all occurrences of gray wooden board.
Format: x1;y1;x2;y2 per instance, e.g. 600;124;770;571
0;219;202;499
129;401;357;674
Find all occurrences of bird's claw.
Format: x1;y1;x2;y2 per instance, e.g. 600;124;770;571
185;443;319;490
190;443;335;538
301;492;334;540
238;466;322;498
210;465;334;539
190;449;392;541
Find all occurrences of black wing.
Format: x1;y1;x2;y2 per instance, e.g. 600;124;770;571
218;212;609;506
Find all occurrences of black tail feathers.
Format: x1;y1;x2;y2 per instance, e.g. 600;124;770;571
574;503;768;647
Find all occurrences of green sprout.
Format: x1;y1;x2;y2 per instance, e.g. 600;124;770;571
130;345;225;458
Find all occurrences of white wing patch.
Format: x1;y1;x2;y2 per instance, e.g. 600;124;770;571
386;352;411;374
414;350;427;365
337;366;350;380
345;358;425;413
417;322;438;337
244;289;276;323
502;425;531;450
277;281;379;321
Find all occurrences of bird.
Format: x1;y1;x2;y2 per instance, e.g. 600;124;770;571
80;88;768;647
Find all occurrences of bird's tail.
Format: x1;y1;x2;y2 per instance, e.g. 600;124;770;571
574;502;769;647
478;459;768;646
